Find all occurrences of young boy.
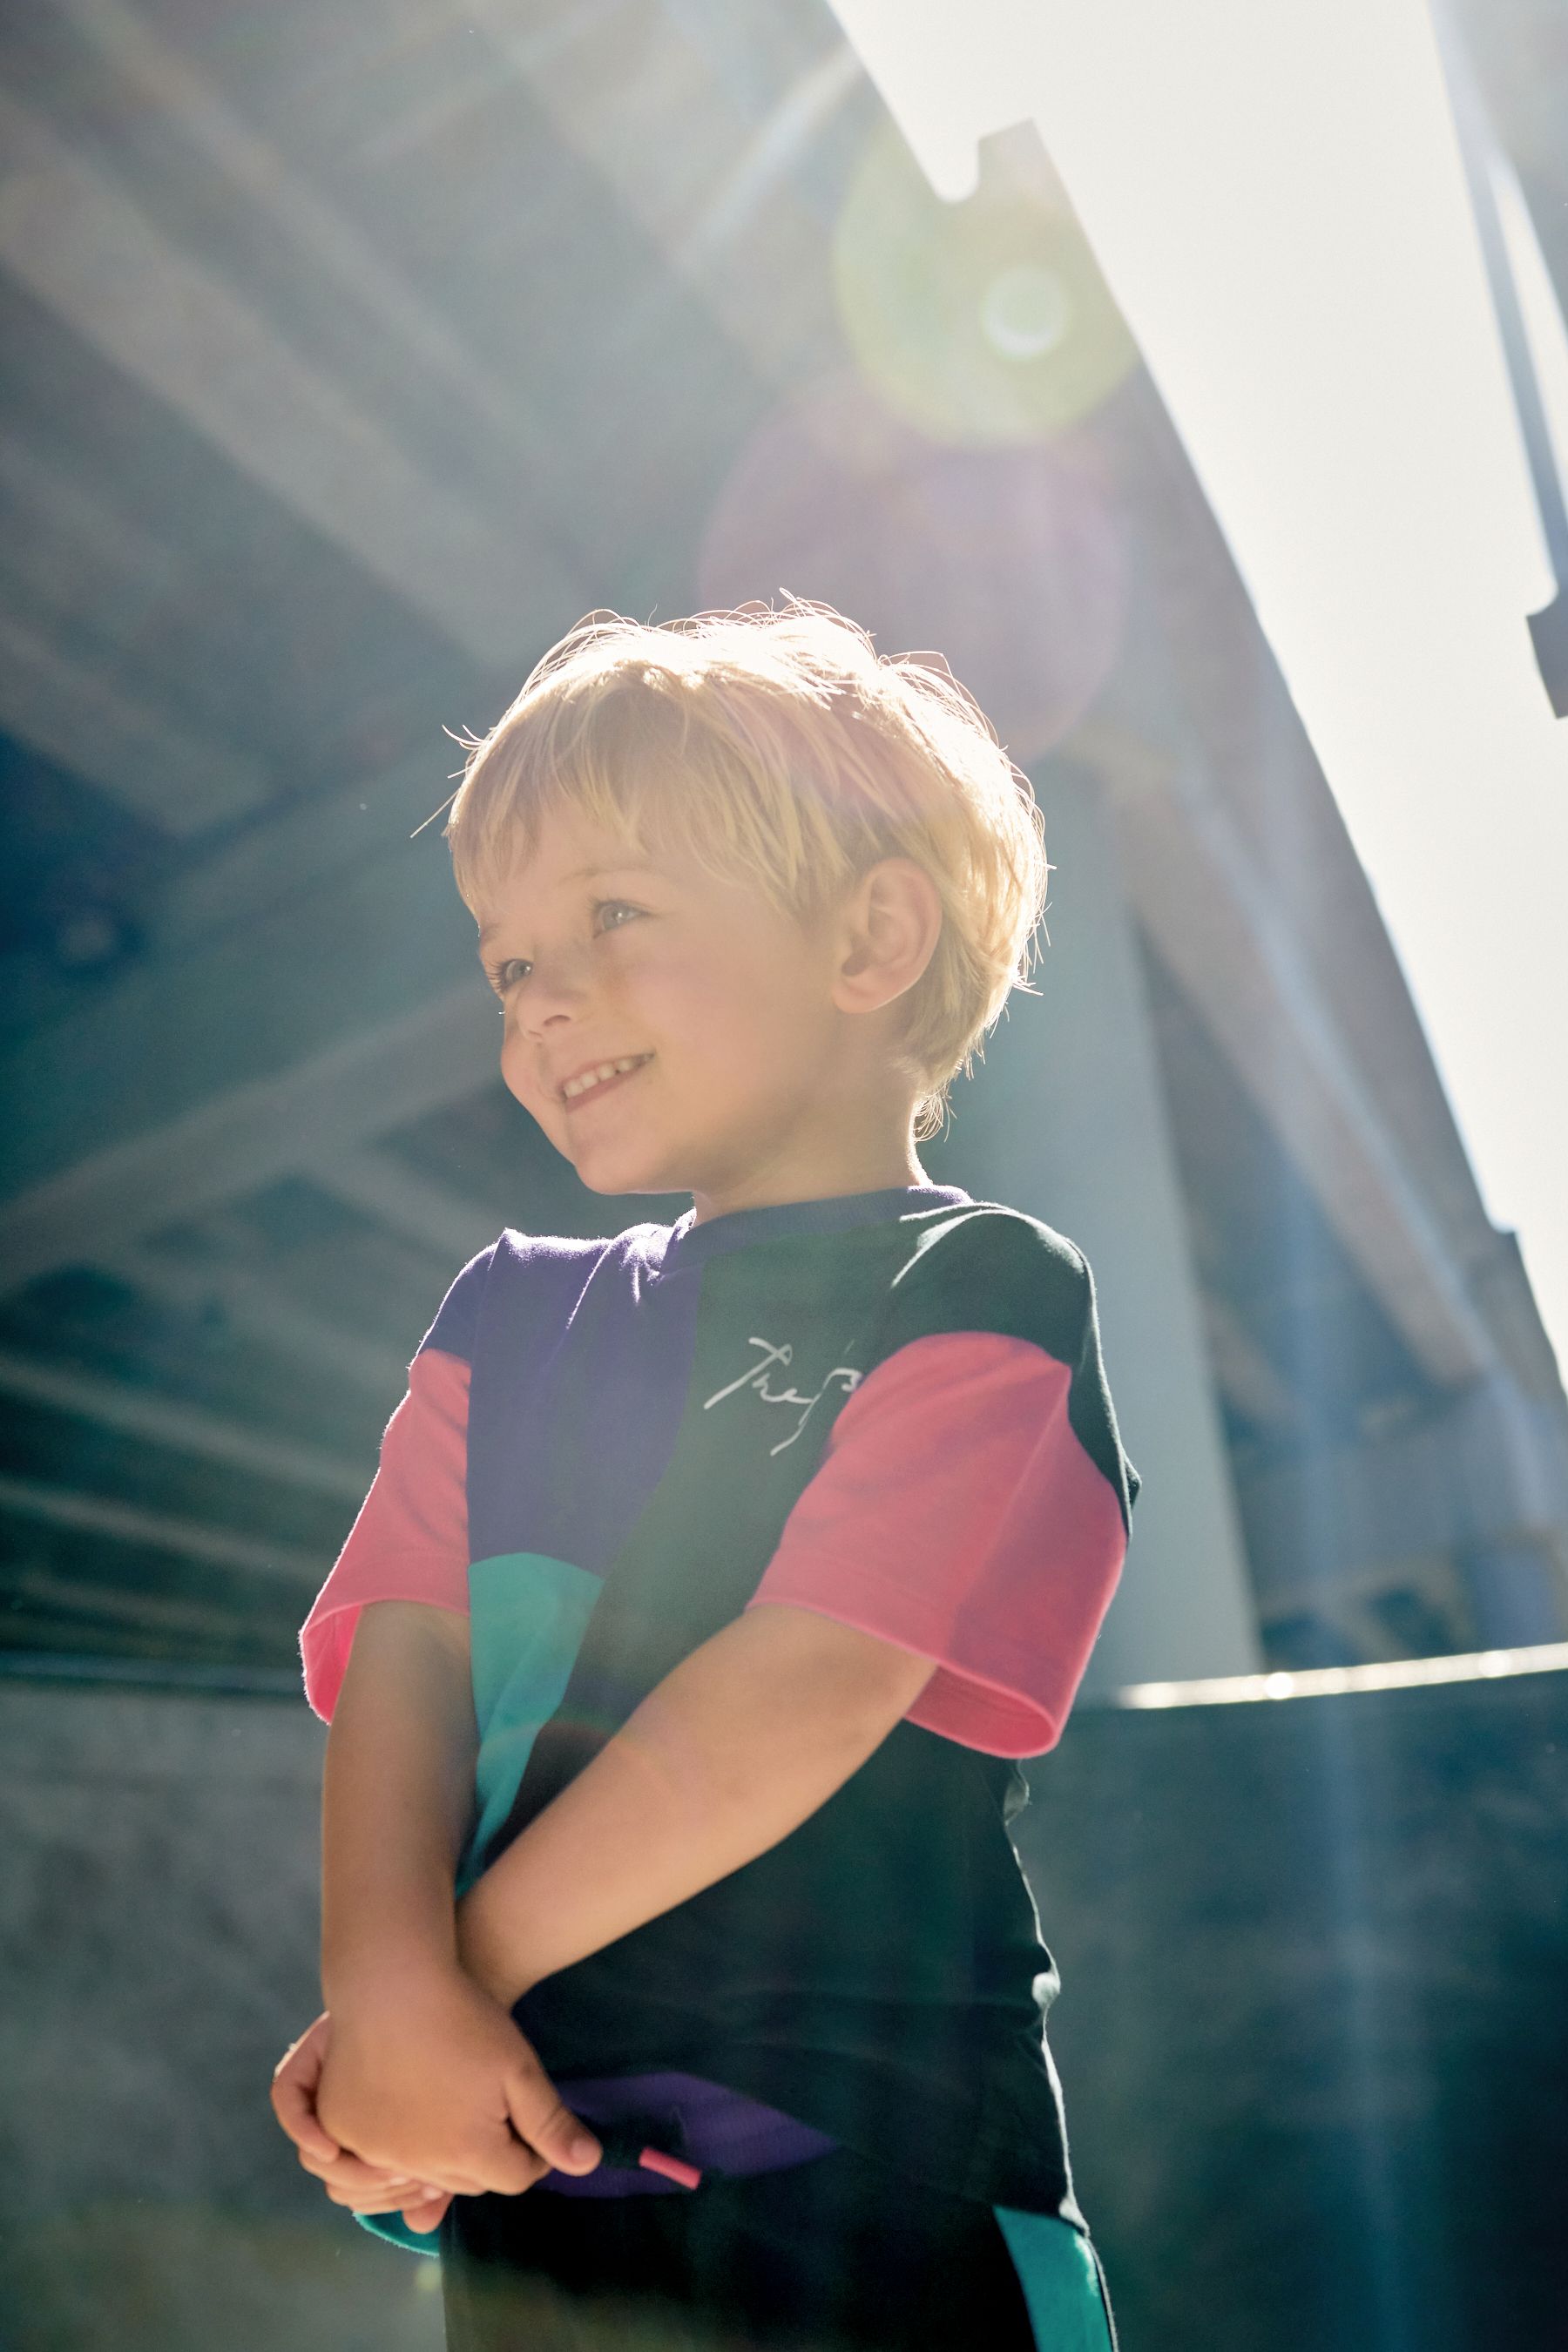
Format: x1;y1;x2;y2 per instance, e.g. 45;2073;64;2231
271;603;1138;2350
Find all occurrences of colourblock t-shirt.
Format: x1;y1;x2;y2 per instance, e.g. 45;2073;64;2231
302;1186;1138;2222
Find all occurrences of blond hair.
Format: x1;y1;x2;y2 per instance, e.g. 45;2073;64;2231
446;601;1047;1136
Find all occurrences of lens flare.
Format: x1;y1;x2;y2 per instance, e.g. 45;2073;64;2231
832;120;1139;449
981;263;1074;362
698;372;1130;766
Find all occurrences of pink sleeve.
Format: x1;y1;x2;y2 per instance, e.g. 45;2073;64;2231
299;1348;471;1722
746;1333;1127;1757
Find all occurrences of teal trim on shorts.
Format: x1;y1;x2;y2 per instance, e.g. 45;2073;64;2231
355;2207;441;2257
992;2210;1116;2350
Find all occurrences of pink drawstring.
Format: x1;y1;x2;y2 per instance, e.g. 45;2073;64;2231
638;2146;703;2190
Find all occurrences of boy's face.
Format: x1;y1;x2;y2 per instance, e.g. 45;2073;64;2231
476;802;859;1213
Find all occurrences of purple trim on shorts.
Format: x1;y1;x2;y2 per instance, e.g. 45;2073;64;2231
541;2071;840;2197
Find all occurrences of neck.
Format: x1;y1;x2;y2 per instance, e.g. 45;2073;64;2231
688;1126;929;1227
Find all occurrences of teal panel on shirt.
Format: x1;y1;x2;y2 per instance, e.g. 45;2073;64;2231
355;1551;599;2258
462;1551;602;1892
992;2209;1116;2350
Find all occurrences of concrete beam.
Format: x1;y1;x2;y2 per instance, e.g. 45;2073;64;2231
0;812;498;1288
0;986;496;1295
0;88;574;669
0;1470;321;1581
57;0;600;578
151;751;452;962
1238;1370;1568;1605
308;1148;502;1266
1105;372;1507;1277
4;1565;291;1643
1077;717;1500;1389
0;1345;367;1502
0;747;451;1054
1200;1292;1298;1433
0;434;274;834
0;747;459;1053
111;1242;409;1404
0;604;268;836
481;0;846;383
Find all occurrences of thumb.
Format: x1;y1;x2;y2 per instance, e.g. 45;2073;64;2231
401;2189;453;2235
505;2072;601;2175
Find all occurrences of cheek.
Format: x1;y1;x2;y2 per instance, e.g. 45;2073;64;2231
687;969;828;1085
615;946;725;1042
499;1025;548;1118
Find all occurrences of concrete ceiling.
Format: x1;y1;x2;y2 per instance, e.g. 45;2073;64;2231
0;0;1558;1669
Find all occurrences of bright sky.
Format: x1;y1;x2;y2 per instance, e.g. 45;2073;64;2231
827;0;1568;1377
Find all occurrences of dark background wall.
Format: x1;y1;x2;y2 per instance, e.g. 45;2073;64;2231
4;1666;1565;2350
1021;1671;1568;2352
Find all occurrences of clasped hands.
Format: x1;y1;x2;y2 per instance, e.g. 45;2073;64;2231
270;1904;602;2235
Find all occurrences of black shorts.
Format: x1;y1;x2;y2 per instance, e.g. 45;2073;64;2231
439;2145;1115;2351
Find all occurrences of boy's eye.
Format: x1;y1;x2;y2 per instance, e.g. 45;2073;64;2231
486;902;641;995
593;899;644;934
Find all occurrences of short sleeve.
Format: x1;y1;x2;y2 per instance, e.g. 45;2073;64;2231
744;1208;1136;1758
299;1348;471;1721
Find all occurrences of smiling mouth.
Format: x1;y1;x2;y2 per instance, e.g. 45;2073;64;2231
559;1053;653;1105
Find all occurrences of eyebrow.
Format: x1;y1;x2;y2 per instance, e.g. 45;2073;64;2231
476;862;661;950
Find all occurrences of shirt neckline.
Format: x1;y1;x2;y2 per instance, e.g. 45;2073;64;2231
656;1183;971;1273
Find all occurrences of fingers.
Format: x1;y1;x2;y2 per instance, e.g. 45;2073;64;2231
293;2129;470;2213
297;2121;516;2207
319;2173;447;2214
296;2143;409;2198
316;2161;450;2233
321;2176;431;2211
324;2148;490;2198
271;2014;340;2163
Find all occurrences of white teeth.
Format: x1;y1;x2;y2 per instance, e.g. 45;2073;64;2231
563;1055;648;1100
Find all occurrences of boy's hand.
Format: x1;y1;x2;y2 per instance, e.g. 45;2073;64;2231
272;2012;452;2235
312;1964;601;2200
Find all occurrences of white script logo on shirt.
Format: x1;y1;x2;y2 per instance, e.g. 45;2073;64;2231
702;1338;862;1456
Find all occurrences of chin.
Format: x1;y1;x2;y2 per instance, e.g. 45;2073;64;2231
568;1148;682;1200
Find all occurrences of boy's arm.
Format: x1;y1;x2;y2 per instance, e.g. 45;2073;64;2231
310;1600;600;2192
320;1598;472;2005
457;1602;934;2005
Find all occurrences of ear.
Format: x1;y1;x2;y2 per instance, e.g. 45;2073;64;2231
831;859;943;1017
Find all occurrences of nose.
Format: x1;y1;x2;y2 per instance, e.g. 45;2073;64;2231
515;943;590;1040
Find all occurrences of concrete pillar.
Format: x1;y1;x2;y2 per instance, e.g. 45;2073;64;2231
1463;1541;1568;1648
926;760;1261;1686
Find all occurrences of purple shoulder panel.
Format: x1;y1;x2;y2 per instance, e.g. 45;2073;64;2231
463;1223;700;1577
416;1243;495;1365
